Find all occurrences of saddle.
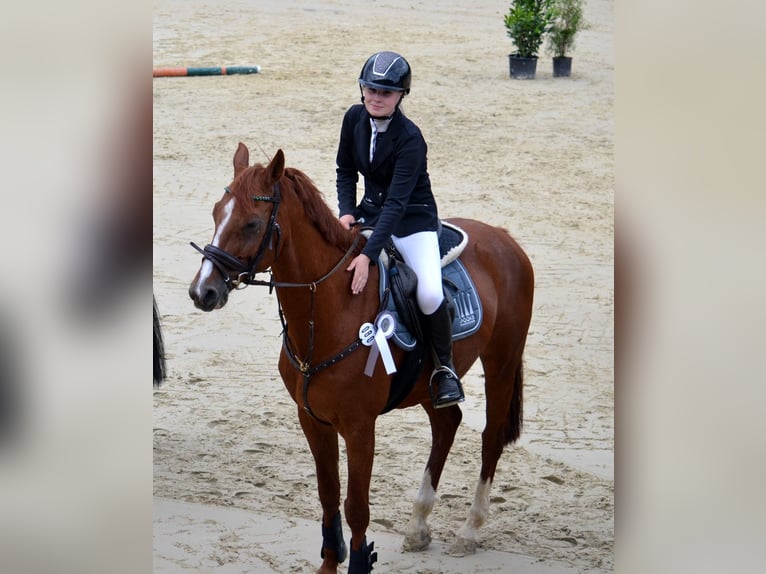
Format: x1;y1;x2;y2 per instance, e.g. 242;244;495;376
373;220;468;270
363;222;484;414
368;221;483;351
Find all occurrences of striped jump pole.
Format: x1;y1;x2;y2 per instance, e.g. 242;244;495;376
153;65;261;77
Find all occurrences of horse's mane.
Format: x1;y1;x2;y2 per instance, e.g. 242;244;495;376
236;163;359;253
283;167;358;251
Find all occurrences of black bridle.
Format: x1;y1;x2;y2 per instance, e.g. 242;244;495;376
190;182;282;291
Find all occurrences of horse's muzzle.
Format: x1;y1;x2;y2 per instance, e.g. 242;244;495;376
189;280;229;312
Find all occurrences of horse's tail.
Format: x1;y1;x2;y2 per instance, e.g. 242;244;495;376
153;296;166;387
505;360;524;444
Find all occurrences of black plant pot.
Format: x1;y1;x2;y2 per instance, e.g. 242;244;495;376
552;56;573;78
508;54;538;79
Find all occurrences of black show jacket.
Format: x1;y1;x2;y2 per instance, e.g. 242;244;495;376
336;104;439;260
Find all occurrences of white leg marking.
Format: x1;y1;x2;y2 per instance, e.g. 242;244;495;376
413;469;437;521
455;477;492;544
403;470;436;551
192;197;235;297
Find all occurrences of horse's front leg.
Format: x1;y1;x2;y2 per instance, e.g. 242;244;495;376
298;409;346;574
341;421;378;574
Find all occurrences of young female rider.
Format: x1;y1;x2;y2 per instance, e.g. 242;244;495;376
336;51;464;408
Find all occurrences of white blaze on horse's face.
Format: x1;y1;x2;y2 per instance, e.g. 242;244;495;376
191;195;236;298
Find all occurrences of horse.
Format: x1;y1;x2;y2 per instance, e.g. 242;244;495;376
188;143;534;574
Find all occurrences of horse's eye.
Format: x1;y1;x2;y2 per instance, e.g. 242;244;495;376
244;219;262;234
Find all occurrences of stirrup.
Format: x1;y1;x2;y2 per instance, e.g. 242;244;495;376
429;366;465;409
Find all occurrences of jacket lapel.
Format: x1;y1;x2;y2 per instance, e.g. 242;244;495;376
353;108;373;170
369;111;401;171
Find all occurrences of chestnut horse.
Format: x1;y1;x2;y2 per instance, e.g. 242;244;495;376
189;144;534;573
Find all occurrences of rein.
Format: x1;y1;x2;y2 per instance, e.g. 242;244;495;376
190;180;368;425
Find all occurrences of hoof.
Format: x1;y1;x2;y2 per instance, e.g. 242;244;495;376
447;535;478;557
402;528;431;552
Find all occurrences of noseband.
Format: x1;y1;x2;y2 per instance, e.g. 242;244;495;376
191;182;282;291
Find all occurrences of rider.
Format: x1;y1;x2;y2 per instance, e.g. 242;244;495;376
336;51;464;409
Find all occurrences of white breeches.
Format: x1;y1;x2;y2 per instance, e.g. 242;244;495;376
391;230;443;315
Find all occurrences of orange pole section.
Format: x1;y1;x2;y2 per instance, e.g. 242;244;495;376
153;68;189;77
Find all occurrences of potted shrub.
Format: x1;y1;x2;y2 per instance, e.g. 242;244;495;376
504;0;555;79
546;0;587;77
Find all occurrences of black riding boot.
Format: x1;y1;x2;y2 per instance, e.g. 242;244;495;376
424;299;465;408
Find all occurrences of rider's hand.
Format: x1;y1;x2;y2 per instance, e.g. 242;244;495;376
347;254;371;294
339;214;356;230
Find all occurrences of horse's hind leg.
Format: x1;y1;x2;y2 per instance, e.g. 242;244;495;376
449;355;524;556
402;404;462;551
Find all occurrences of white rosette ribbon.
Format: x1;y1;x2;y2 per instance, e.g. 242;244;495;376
359;312;397;377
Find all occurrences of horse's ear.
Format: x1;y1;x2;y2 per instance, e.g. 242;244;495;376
267;149;285;183
233;142;249;175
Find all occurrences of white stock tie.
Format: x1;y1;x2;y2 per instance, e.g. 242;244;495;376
369;118;378;163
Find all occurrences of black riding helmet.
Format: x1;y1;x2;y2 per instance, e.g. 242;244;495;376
358;51;412;94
